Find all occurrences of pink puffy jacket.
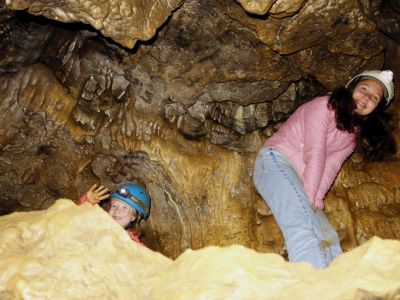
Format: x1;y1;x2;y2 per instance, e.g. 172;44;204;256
264;95;356;209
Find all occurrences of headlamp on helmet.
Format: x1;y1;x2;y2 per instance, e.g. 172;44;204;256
111;183;151;219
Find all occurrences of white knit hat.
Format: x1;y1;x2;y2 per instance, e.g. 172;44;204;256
346;70;395;104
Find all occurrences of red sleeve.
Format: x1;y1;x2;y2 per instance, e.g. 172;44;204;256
128;231;144;246
76;193;89;205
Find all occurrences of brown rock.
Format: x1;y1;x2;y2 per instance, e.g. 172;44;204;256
6;0;183;48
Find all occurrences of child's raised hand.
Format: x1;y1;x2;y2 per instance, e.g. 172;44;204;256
86;184;111;204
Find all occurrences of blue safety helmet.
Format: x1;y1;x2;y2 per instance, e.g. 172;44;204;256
110;182;151;219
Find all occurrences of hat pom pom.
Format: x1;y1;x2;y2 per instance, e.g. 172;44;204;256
382;70;393;81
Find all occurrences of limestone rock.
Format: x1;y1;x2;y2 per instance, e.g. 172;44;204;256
0;200;399;299
5;0;183;48
236;0;306;17
235;0;277;15
0;0;399;259
0;199;171;299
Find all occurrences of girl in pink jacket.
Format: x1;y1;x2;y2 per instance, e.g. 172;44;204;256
77;182;151;245
253;70;396;268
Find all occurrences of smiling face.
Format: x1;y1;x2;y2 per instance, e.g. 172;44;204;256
108;199;136;228
352;79;384;116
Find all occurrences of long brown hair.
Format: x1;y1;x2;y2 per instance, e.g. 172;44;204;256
328;79;397;161
126;213;144;237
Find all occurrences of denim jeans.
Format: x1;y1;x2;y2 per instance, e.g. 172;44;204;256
253;148;342;269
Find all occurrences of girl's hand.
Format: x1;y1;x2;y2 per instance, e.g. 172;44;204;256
86;184;111;204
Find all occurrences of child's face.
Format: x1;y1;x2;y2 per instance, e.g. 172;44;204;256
108;199;136;228
352;79;384;116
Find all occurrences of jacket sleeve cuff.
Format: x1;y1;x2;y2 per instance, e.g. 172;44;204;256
76;193;89;205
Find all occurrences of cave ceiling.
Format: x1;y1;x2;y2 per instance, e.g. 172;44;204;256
0;0;399;258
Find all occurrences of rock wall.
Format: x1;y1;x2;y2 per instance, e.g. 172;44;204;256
0;0;399;258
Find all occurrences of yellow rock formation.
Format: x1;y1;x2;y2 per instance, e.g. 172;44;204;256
0;199;399;299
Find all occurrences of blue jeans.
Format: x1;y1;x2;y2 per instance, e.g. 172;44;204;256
253;148;342;269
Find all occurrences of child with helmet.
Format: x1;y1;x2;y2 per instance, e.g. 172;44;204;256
253;70;396;268
77;182;151;245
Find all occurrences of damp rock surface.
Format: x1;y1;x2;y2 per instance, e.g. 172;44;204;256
0;199;399;300
6;0;183;48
